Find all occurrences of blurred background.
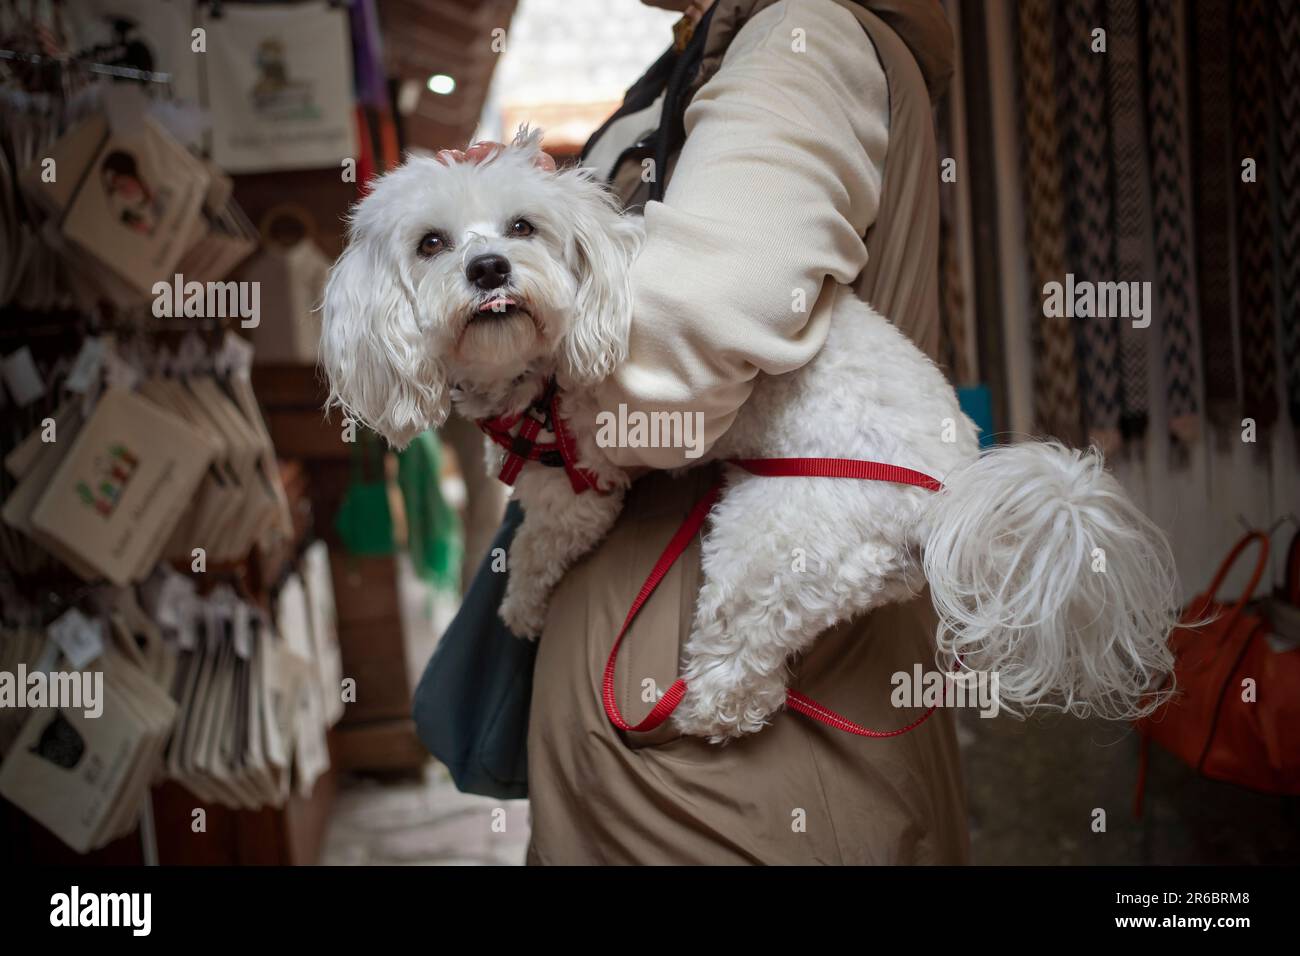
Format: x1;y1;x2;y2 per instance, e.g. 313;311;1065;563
0;0;1296;866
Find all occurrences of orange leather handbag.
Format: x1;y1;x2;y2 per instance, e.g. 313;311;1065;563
1135;531;1300;813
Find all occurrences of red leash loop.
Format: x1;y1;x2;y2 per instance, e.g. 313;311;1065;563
602;458;946;738
601;482;722;732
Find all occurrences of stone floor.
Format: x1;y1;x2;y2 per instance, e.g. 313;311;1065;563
960;708;1300;865
321;763;530;866
320;557;532;866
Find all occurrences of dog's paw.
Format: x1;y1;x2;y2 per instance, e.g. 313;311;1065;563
671;655;789;743
499;587;547;639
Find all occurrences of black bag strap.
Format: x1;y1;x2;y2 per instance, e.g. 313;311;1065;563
579;2;718;201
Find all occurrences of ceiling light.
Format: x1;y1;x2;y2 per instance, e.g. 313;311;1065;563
427;74;456;95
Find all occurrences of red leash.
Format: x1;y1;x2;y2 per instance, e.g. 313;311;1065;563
602;458;945;738
478;382;948;738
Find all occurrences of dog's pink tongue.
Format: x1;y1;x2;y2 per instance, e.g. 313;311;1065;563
479;297;515;312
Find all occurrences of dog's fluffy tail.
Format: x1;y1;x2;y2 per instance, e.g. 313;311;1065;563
921;441;1178;720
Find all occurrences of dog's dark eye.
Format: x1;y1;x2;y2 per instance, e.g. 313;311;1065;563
417;232;448;257
508;218;535;238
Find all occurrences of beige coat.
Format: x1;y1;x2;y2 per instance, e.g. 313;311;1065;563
526;0;969;864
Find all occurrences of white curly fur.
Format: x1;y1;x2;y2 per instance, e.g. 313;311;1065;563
321;131;1181;742
922;443;1178;719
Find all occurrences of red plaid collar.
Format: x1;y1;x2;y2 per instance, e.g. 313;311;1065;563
476;378;605;494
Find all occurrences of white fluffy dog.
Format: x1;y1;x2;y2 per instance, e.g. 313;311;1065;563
321;130;1179;741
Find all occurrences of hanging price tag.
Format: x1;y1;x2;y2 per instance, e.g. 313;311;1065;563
48;608;106;670
232;601;252;659
65;337;106;394
153;570;199;650
216;332;255;380
1;347;46;407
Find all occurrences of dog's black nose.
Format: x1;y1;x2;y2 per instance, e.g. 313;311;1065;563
466;254;511;290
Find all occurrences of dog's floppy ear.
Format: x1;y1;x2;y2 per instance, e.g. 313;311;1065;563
319;232;450;448
556;170;643;387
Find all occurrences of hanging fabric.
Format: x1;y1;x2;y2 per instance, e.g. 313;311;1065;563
1275;0;1300;434
347;0;389;111
1230;0;1280;438
938;200;970;383
1144;0;1203;449
936;0;977;390
1190;0;1239;432
1017;0;1084;447
1059;0;1122;455
396;430;463;594
1105;0;1154;443
334;431;395;557
936;97;971;386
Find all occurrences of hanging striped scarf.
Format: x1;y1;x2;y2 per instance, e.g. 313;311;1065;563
1019;0;1085;446
1276;0;1300;432
936;91;972;386
1059;0;1122;455
1144;0;1203;448
1231;0;1280;437
938;170;973;386
1106;0;1154;442
1190;0;1238;431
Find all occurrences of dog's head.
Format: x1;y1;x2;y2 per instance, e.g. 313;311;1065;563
320;127;642;447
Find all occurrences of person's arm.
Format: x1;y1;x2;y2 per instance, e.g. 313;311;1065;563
594;0;889;469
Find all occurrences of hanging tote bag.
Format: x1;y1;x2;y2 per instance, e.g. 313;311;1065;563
1135;531;1300;813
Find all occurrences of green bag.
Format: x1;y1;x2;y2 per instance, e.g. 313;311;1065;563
334;431;395;556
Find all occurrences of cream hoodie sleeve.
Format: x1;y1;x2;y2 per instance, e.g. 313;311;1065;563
594;0;889;469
